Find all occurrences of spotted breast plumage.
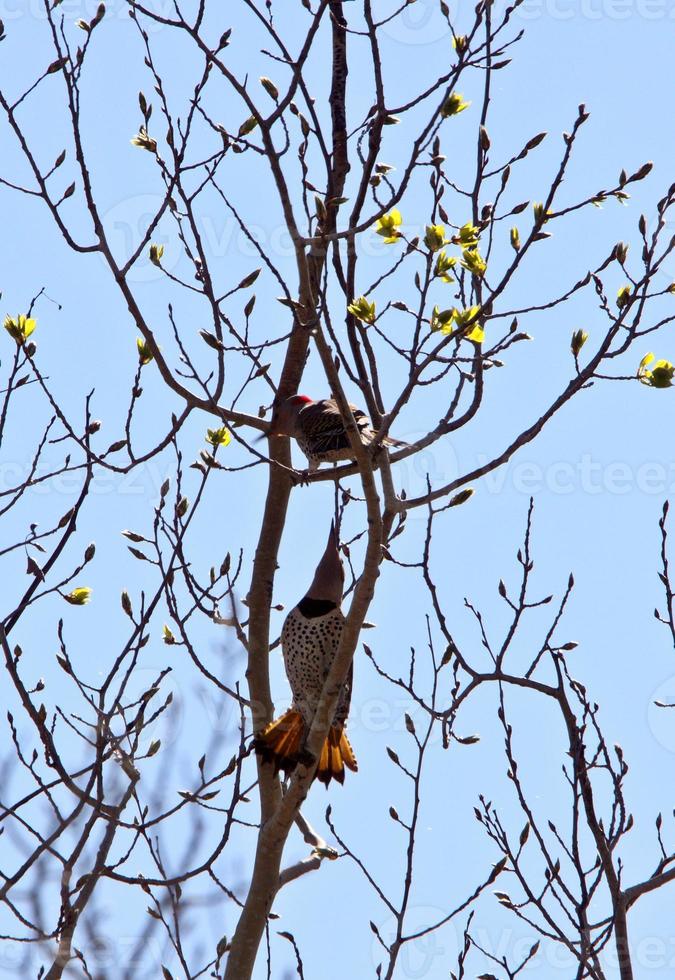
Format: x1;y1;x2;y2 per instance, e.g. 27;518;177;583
282;600;352;730
254;524;357;786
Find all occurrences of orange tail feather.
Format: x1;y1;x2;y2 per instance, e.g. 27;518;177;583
255;712;358;786
315;726;358;787
254;709;305;775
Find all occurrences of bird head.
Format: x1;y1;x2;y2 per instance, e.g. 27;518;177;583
306;521;344;605
270;394;313;437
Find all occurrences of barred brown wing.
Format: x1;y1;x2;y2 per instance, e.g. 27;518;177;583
334;660;353;727
298;399;373;454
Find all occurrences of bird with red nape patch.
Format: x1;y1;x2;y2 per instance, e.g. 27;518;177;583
270;394;408;473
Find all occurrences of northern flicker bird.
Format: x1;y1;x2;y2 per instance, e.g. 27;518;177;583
254;523;357;786
271;394;408;473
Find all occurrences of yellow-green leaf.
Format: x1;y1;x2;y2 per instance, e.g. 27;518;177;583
434;250;457;282
347;296;376;325
440;92;470;118
453;222;480;248
571;329;588;356
374;209;403;244
533;202;548;224
130;127;157;153
137;337;153;365
650;361;675;388
430;305;456;335
617;285;632;309
454;306;483;342
64;587;92;606
424;224;448;252
4;314;36;344
460;248;486;278
206;426;231;447
639;353;674;388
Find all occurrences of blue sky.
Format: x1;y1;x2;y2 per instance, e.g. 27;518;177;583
2;1;675;978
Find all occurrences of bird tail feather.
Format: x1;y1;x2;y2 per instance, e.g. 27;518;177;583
316;725;358;786
255;711;358;786
254;709;305;775
382;435;410;450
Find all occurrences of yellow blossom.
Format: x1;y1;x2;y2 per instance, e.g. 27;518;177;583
616;285;632;309
455;305;484;343
206;426;231;447
137;338;153;366
347;296;376;325
571;330;588;356
424;224;448;252
533;202;552;225
461;248;487;278
163;625;176;644
64;587;92;606
430;306;455;335
638;352;675;388
453;222;479;248
441;93;470;118
4;314;36;344
375;209;403;244
130;127;157;152
434;251;457;282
